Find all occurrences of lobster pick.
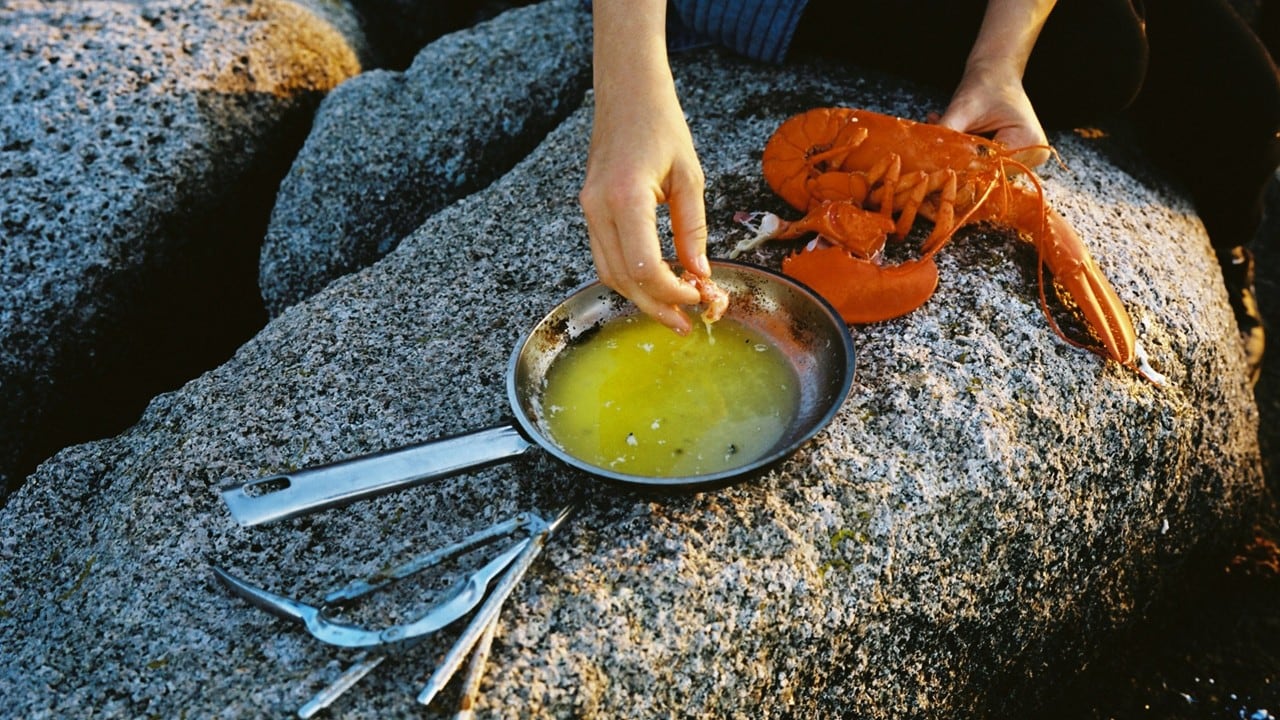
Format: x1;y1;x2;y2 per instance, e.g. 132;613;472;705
417;501;580;708
297;653;386;719
453;607;501;720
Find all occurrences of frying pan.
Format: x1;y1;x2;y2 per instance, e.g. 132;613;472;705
219;260;855;527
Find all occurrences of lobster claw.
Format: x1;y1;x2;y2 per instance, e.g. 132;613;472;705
1035;208;1167;386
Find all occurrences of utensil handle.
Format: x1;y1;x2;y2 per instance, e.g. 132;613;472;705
218;425;534;526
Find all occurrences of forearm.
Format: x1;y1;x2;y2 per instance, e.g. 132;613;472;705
591;0;675;108
964;0;1057;82
937;0;1055;164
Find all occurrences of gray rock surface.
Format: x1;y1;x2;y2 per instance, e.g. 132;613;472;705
258;0;592;316
0;0;365;498
0;49;1263;719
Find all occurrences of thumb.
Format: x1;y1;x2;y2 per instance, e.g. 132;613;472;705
934;99;978;133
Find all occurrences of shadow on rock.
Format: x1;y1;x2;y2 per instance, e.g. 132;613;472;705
0;87;327;501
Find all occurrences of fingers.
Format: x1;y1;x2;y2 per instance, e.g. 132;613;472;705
668;164;711;278
581;185;701;335
996;126;1051;168
936;86;1052;170
578;81;709;333
933;103;972;134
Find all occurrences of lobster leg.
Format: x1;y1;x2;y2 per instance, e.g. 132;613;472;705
890;170;933;240
873;154;903;231
919;170;958;253
916;174;1003;256
730;202;894;258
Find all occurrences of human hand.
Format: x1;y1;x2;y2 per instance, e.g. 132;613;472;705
579;79;710;335
935;61;1051;170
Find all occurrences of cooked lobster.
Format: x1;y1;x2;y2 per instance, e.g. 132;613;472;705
731;107;1164;385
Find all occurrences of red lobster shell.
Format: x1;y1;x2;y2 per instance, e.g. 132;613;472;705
732;107;1163;384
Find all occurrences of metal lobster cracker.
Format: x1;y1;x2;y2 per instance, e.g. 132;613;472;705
216;505;576;717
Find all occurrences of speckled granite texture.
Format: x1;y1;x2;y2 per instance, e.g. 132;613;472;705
258;0;592;316
0;0;365;497
0;48;1264;720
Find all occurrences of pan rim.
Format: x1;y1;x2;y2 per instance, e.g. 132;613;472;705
505;259;855;491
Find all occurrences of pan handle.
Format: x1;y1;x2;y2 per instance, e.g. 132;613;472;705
217;425;535;527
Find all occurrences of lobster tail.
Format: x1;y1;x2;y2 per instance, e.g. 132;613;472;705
761;107;867;211
783;246;940;325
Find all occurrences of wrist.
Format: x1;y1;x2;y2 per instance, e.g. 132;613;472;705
959;55;1025;89
961;0;1055;84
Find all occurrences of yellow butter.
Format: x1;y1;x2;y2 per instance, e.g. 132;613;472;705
540;314;798;477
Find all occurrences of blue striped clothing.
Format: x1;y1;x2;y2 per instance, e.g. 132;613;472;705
667;0;810;64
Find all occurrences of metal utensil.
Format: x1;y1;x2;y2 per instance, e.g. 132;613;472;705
417;502;578;707
215;505;574;717
213;514;538;648
297;653;385;719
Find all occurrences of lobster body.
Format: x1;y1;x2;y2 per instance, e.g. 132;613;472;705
764;108;999;208
733;107;1163;384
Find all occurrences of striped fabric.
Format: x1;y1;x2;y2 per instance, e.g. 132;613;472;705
667;0;810;64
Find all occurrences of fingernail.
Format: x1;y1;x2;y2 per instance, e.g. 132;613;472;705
695;255;711;276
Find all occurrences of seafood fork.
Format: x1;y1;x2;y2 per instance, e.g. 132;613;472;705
212;513;539;648
212;539;527;648
311;503;575;717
